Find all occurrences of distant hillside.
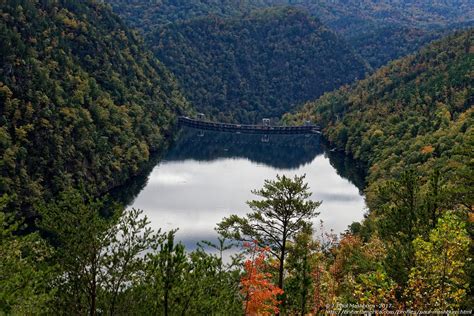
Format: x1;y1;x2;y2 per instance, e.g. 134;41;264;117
150;7;367;123
106;0;473;32
106;0;473;69
293;0;473;29
273;0;474;68
0;0;188;213
105;0;267;34
287;29;473;208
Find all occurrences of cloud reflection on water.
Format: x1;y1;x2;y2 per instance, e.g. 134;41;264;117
129;155;366;250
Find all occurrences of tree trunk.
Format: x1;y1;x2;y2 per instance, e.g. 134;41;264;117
277;240;286;316
90;277;96;316
301;254;308;316
278;242;286;290
164;271;170;316
90;249;98;316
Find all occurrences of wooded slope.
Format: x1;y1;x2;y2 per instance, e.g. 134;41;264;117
0;0;188;212
150;7;367;123
288;29;473;209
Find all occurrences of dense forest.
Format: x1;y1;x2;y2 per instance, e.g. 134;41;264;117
286;29;473;211
107;0;473;69
150;7;367;123
105;0;267;34
0;0;188;214
1;0;473;314
285;29;473;308
104;0;473;123
273;0;474;68
106;0;473;35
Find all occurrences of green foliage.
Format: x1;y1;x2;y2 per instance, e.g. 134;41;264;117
107;0;473;69
352;269;397;308
38;190;162;315
0;195;54;314
405;211;470;310
218;174;321;296
104;0;472;124
284;225;320;315
35;189;243;315
293;29;473;211
329;234;395;304
0;0;189;213
149;7;366;123
364;169;461;288
2;176;472;313
129;232;242;315
288;30;473;309
105;0;268;34
1;1;472;313
273;0;473;68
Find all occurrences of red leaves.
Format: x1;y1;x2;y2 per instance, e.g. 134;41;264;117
241;242;283;316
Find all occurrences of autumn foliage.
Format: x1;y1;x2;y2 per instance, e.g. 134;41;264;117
241;241;284;316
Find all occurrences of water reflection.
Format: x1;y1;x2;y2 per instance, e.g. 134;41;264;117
113;127;367;249
165;127;325;170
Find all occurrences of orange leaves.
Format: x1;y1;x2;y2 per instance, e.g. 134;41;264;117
420;145;435;154
241;242;283;316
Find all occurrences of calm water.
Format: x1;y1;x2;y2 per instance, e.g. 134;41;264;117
115;127;367;249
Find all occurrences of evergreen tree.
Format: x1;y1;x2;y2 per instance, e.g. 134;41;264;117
218;174;321;296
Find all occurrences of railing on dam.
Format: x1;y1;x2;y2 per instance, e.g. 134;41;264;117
178;116;321;134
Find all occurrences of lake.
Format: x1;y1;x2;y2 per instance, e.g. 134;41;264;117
115;127;367;249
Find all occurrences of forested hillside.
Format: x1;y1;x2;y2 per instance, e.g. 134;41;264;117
0;0;188;214
106;0;473;34
106;0;473;69
279;28;474;312
274;0;474;68
287;29;473;210
1;1;473;312
151;7;367;123
105;0;267;35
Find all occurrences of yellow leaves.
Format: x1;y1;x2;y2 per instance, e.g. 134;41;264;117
0;127;11;148
3;147;17;170
112;146;124;158
61;16;80;29
14;124;34;143
362;235;386;260
0;83;14;105
138;142;150;162
24;102;34;120
352;270;398;306
405;211;470;309
371;129;384;138
39;118;53;129
0;81;11;93
59;107;76;120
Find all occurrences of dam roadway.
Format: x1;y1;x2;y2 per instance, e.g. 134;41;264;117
178;116;321;134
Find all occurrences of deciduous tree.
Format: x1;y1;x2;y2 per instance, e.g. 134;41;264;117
241;241;283;316
405;211;470;309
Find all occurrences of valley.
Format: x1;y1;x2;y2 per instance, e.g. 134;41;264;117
1;0;472;314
